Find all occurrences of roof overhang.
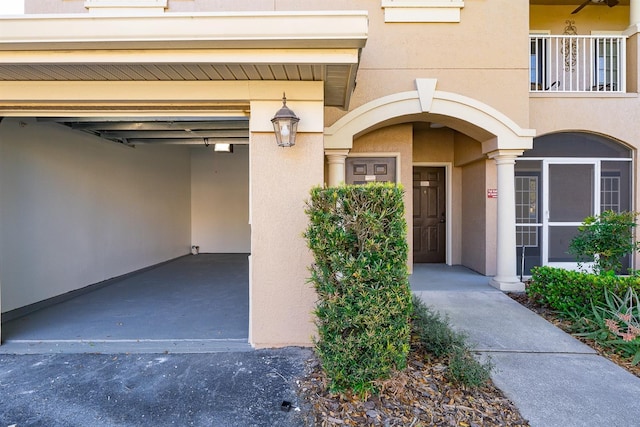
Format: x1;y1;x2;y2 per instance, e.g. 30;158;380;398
0;11;368;109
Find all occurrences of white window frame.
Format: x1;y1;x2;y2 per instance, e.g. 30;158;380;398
601;175;621;213
515;175;540;248
591;31;624;91
530;30;551;91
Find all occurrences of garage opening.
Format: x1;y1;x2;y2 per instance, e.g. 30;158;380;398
0;116;251;353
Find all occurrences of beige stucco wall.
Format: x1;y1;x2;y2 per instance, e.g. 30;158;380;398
413;127;454;163
23;0;531;133
25;0;86;14
628;33;639;93
249;132;323;348
190;145;251;253
461;159;487;275
530;97;640;143
319;0;530;129
0;117;191;312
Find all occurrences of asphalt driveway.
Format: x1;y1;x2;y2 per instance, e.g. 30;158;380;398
0;348;313;427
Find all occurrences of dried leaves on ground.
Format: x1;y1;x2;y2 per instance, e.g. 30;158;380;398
507;292;640;379
296;346;530;427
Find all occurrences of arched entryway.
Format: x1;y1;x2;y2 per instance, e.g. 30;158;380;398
323;79;536;291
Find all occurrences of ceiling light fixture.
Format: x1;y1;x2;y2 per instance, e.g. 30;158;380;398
214;143;233;153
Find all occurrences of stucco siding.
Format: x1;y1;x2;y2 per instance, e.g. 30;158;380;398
249;132;323;348
461;159;487;274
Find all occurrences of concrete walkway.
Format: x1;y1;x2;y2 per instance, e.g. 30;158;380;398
411;264;640;427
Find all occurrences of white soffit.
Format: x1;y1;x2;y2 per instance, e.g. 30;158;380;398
0;12;368;108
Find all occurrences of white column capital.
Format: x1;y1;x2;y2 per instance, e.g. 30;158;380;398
325;149;350;187
486;149;525;163
325;149;350;163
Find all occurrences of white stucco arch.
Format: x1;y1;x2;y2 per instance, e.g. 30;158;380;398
324;79;535;152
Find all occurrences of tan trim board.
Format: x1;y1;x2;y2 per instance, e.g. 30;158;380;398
0;80;323;103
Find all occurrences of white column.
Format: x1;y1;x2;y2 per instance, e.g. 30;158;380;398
487;150;524;292
631;0;640;27
325;149;350;187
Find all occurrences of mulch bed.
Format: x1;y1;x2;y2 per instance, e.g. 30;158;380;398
295;291;639;425
296;345;530;426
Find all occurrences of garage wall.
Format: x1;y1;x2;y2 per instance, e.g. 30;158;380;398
190;145;250;253
0;118;191;312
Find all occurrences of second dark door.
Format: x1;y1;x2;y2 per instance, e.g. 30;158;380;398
413;166;446;263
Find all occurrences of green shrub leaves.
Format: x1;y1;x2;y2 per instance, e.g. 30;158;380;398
528;266;640;317
568;210;640;274
412;296;493;387
304;184;412;395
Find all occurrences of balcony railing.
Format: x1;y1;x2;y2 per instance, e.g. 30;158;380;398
530;35;626;93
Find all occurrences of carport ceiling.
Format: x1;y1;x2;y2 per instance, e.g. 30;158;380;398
40;116;250;147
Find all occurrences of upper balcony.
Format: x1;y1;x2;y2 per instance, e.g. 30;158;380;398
529;0;636;95
530;34;626;93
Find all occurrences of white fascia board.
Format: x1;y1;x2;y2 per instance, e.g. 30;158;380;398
0;48;360;65
0;11;368;50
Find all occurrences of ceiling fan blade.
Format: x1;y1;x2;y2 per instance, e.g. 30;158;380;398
606;0;619;7
572;0;591;14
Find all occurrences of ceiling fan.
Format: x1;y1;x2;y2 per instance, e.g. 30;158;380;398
572;0;619;14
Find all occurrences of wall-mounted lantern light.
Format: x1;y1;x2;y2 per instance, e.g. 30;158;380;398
271;93;299;147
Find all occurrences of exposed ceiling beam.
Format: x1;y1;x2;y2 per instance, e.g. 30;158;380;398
39;116;252;146
68;121;249;131
97;129;248;139
126;137;248;145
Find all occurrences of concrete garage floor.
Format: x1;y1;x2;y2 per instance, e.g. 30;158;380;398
0;254;251;354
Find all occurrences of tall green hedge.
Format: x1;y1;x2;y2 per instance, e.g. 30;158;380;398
528;266;640;316
304;183;412;395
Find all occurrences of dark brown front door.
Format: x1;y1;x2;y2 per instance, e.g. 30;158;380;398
413;167;446;263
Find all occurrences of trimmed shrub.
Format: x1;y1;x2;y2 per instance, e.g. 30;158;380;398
568;210;640;274
527;266;640;317
411;295;466;357
304;183;412;395
411;296;493;387
447;347;493;387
